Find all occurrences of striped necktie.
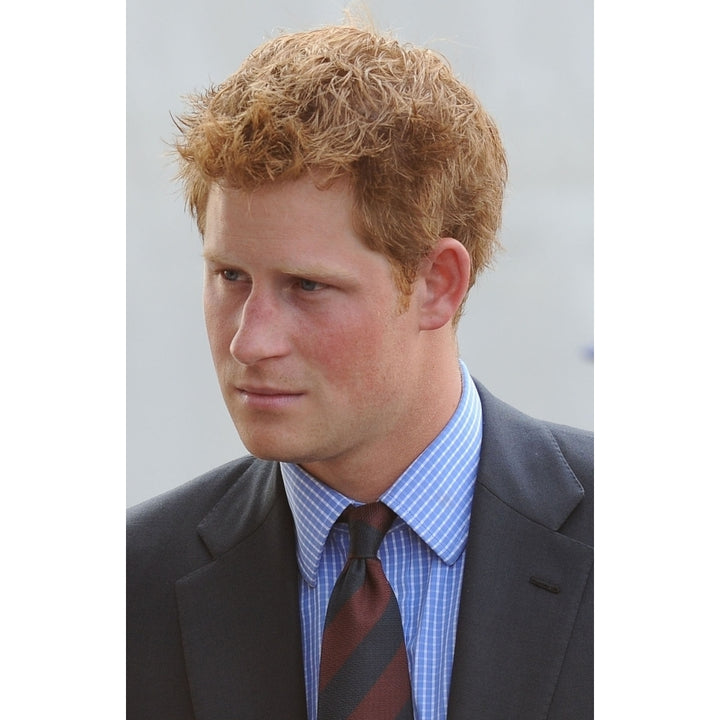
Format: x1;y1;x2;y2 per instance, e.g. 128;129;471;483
317;502;414;720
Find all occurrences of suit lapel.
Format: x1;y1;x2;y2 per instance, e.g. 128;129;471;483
175;461;308;720
447;385;593;719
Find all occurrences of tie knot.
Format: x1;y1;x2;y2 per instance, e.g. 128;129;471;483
344;502;396;559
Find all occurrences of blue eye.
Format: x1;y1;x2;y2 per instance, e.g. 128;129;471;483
299;278;323;291
222;269;240;281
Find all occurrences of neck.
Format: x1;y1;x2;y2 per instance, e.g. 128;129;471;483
301;347;463;503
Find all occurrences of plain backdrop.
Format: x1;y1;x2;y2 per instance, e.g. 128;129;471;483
127;0;593;506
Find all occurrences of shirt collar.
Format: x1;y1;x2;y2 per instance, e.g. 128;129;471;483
281;462;351;587
281;360;482;586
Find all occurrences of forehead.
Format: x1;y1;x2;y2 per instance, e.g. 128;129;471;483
202;177;395;282
204;176;355;241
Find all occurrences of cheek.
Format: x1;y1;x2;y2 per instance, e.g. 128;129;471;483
298;307;403;386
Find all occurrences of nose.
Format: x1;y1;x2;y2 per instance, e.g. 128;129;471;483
229;288;291;365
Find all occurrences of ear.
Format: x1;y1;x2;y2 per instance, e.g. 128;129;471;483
416;238;471;331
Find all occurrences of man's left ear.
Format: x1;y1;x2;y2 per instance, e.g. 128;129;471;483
417;238;471;331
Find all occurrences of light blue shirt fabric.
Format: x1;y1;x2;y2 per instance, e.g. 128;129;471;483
281;360;482;720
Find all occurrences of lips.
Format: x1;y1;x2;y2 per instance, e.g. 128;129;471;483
239;385;301;396
235;385;304;409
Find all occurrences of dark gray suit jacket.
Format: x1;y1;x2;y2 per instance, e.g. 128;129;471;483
127;381;593;719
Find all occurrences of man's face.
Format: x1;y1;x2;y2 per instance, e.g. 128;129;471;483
203;176;428;490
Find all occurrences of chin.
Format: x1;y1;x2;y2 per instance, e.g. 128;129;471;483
235;428;312;464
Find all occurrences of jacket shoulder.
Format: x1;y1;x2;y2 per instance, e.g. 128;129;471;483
127;456;276;578
544;419;594;492
128;457;253;537
529;419;593;547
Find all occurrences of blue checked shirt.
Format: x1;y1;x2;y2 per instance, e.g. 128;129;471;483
281;360;482;720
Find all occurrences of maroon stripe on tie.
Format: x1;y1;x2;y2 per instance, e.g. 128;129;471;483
348;644;413;720
319;559;392;690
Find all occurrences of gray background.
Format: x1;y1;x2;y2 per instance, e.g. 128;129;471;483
127;0;593;507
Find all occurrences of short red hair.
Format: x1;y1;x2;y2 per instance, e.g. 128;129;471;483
174;24;507;317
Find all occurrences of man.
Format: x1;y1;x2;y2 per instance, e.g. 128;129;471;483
127;23;593;720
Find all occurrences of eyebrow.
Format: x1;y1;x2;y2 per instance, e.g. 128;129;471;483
202;252;357;283
281;264;357;282
201;250;231;264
